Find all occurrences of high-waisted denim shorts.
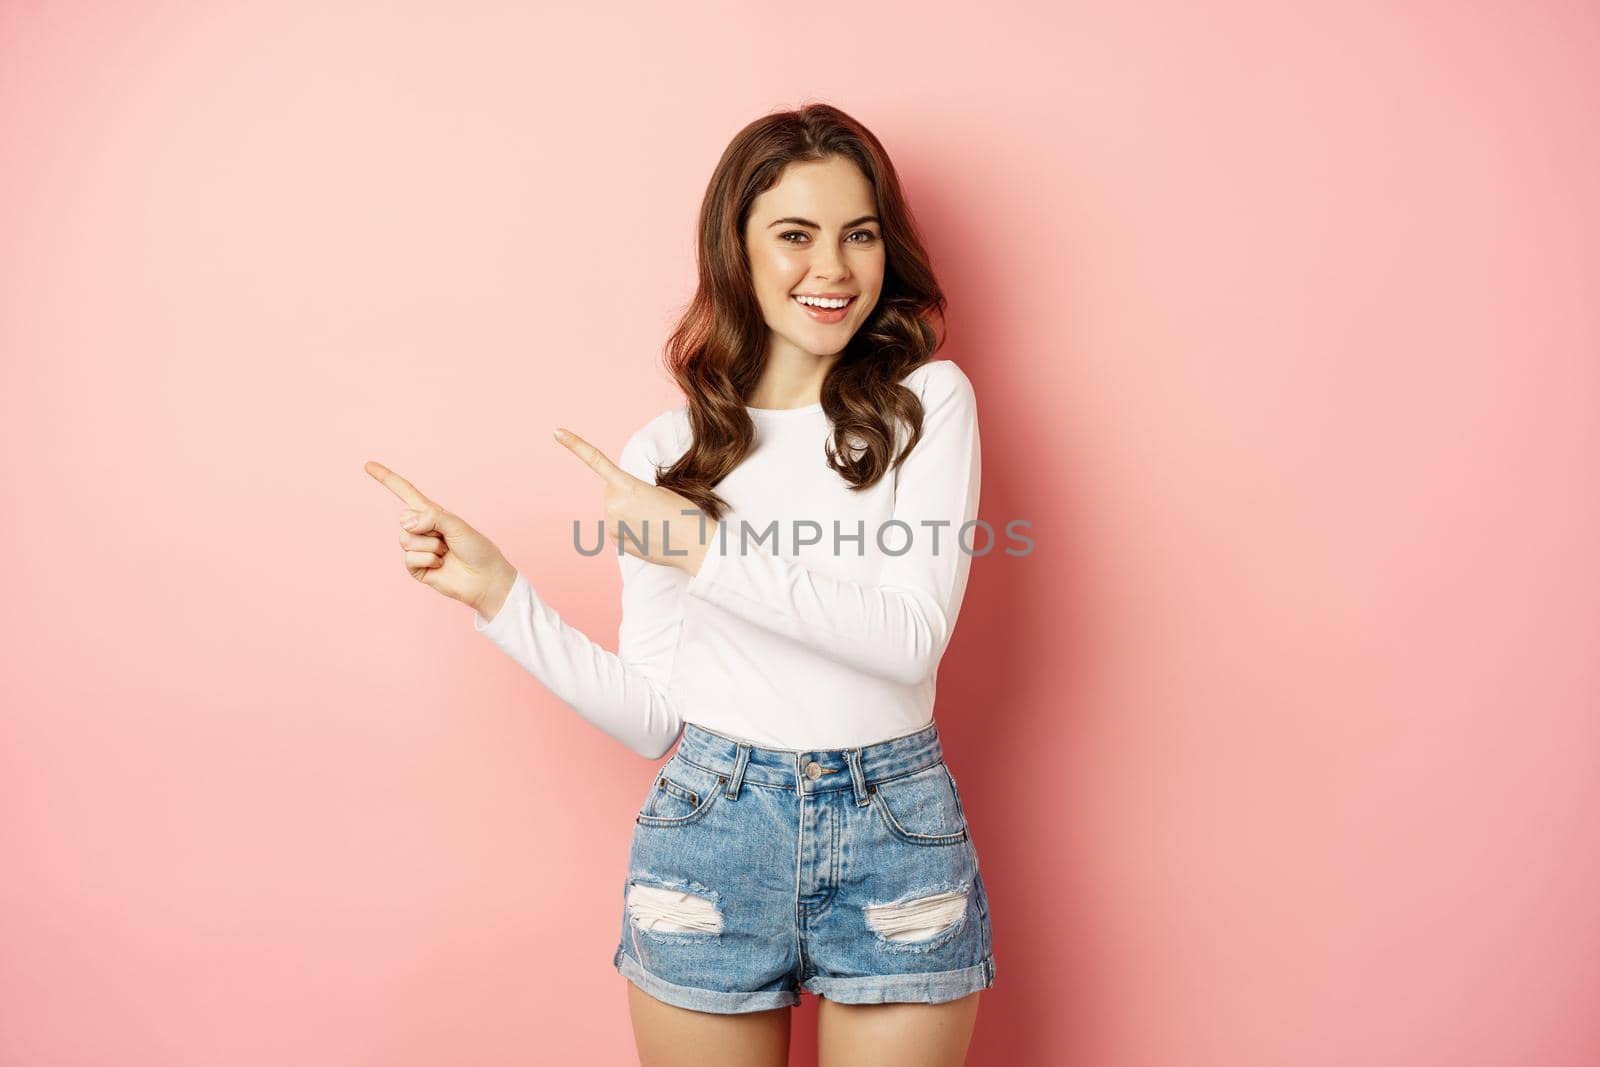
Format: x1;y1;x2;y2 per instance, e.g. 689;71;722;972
612;719;997;1014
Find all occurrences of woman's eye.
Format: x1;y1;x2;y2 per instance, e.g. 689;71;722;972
779;230;880;244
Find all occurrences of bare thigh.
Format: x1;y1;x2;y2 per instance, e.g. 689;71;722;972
817;990;981;1067
626;981;792;1067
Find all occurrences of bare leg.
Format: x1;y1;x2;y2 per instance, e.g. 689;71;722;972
626;981;793;1067
816;991;980;1067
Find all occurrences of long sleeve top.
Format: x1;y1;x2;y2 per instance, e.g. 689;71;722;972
471;358;982;759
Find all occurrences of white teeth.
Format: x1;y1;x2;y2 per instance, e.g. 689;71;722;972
794;295;851;309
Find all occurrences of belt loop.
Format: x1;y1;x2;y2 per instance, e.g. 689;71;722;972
725;742;751;799
846;747;871;806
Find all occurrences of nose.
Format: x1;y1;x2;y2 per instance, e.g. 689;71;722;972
810;241;850;281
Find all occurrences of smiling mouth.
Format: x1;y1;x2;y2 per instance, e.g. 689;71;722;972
791;294;856;322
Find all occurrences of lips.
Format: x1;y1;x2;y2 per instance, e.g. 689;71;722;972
792;294;855;323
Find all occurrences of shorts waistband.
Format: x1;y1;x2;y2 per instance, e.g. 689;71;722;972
674;720;946;799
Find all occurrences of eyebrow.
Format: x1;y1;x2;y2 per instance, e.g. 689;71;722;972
766;215;881;230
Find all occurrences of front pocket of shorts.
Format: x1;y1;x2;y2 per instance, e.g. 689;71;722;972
636;757;724;827
869;761;969;846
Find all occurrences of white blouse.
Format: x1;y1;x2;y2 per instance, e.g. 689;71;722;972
472;359;982;759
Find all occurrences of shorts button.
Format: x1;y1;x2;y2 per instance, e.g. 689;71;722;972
805;761;822;780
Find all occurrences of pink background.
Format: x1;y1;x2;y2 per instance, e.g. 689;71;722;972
3;2;1597;1064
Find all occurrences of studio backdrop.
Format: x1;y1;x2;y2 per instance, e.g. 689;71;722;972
2;2;1595;1065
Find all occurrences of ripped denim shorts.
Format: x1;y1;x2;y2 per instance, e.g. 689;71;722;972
612;719;997;1014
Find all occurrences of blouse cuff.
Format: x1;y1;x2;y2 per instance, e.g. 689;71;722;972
684;520;733;597
473;570;529;633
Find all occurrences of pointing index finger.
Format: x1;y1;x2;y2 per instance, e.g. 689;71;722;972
553;428;631;488
363;460;432;509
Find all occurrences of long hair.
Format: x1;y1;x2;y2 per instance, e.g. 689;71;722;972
650;102;948;523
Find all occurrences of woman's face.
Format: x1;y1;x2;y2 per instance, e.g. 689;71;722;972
744;156;885;360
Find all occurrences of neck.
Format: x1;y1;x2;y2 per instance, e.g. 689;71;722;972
749;346;837;409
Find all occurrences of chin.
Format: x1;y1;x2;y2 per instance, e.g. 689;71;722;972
801;334;854;358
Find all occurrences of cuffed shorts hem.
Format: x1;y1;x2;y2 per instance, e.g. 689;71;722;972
614;947;802;1015
801;956;997;1006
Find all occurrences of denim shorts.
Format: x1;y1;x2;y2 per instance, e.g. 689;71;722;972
612;719;997;1014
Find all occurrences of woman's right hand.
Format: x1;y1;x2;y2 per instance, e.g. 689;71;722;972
364;460;517;619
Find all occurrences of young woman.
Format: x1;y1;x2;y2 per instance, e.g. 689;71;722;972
366;103;992;1066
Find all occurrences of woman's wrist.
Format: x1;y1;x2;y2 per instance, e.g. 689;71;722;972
472;562;519;622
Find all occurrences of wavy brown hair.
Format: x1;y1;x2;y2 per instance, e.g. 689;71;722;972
649;102;949;523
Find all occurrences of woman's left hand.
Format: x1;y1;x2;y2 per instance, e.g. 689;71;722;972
553;427;715;576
